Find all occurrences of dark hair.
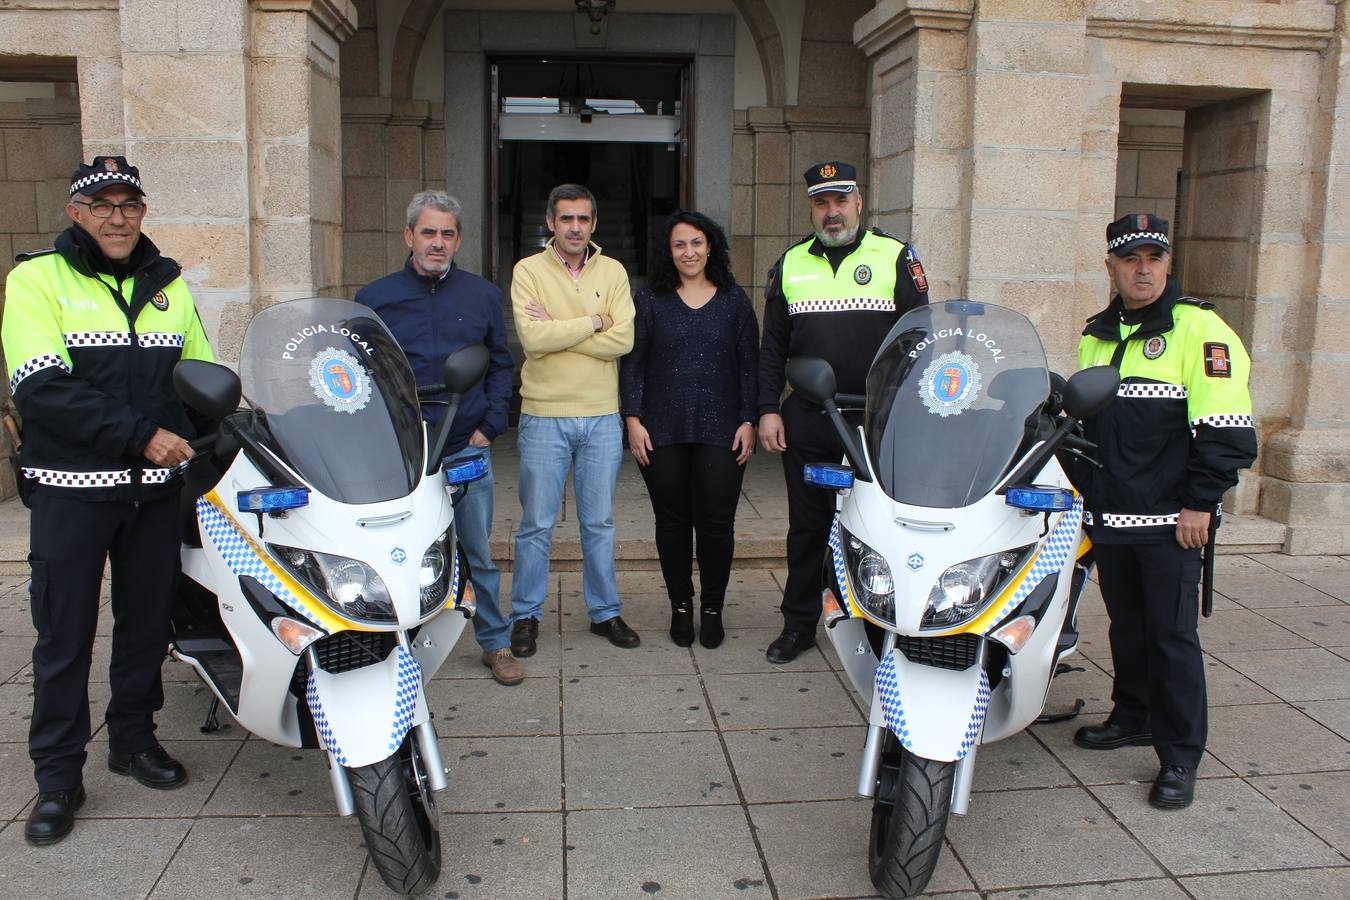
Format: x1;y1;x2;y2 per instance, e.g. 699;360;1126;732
648;210;736;293
546;183;597;220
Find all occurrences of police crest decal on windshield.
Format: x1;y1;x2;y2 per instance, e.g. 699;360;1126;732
310;347;372;414
920;351;981;417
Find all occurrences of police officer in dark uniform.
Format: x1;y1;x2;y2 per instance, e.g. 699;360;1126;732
1072;214;1256;810
758;162;929;663
2;157;214;844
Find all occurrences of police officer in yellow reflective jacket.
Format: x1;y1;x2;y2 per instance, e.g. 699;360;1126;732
1071;213;1256;811
757;161;929;663
2;156;213;845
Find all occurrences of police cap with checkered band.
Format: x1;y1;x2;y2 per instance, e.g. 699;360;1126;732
1107;212;1169;256
804;160;857;197
69;155;145;198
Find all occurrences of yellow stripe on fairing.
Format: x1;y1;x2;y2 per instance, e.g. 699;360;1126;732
204;490;370;634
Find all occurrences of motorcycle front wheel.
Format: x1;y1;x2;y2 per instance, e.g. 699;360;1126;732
349;735;442;895
868;733;954;898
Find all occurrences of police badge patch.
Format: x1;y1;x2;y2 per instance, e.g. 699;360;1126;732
1143;335;1166;359
854;264;872;285
310;347;372;414
150;290;169;311
920;351;982;418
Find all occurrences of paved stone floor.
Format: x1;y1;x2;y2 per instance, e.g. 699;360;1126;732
0;556;1348;899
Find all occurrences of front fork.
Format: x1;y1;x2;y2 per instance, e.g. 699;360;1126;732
310;634;452;819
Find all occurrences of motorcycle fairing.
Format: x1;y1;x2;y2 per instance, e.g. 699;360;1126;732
306;644;428;768
874;649;990;762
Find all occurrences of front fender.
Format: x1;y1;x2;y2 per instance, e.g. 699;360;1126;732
872;648;990;762
305;645;427;768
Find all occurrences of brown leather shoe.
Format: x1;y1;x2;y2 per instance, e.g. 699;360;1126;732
481;648;525;686
511;618;539;657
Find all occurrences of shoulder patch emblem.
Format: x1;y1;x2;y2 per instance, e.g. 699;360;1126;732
1204;342;1231;378
854;264;872;285
150;290;169;311
1143;335;1166;359
908;259;928;293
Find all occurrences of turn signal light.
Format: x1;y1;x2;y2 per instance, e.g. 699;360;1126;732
991;615;1036;653
822;588;848;625
271;616;324;654
457;582;477;617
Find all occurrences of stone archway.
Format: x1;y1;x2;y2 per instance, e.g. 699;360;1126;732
390;0;441;101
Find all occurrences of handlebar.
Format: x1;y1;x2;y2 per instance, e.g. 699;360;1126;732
416;384;445;399
1061;433;1096;455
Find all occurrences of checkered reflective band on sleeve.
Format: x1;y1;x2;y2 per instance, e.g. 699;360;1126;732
137;332;186;349
9;354;71;392
786;297;897;315
1118;382;1187;399
1108;231;1169;251
141;467;177;484
1190;413;1254;428
1083;511;1180;528
21;466;132;487
64;331;131;348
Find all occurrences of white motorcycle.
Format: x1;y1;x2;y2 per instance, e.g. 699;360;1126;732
785;300;1118;898
169;297;490;895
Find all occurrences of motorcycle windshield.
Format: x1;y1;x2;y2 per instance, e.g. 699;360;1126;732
864;301;1050;508
238;298;424;504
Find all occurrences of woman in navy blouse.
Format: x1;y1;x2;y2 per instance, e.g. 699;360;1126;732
620;211;758;649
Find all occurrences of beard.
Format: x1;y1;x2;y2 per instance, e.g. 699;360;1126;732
815;223;860;248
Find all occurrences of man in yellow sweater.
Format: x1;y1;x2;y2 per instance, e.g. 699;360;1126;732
508;184;639;655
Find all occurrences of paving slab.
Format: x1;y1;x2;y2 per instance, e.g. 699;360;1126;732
561;673;713;733
559;628;697;677
564;731;735;809
1181;866;1350;899
1216;571;1344;609
0;742;35;822
1200;655;1283;707
438;734;562;813
432;621;563;680
0;681;35;743
0;637;31;685
1248;771;1350;857
0;816;191;898
152;816;366;899
750;798;975;898
1259;603;1350;647
1294;699;1350;741
203;742;339;816
1248;553;1350;603
52;738;239;820
425;672;561;737
1212;647;1350;702
1196;608;1316;652
970;730;1077;792
359;812;564;899
566;805;769;898
691;626;833;674
1032;717;1233;785
945;786;1163;889
721;726;867;803
703;670;864;730
1206;702;1350;776
986;881;1188;898
1090;776;1344;875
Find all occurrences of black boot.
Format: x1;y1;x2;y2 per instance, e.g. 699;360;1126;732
669;602;694;647
699;602;725;649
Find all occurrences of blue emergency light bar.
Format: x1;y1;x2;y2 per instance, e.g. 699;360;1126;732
445;455;489;486
238;487;310;513
803;463;855;490
1005;485;1075;512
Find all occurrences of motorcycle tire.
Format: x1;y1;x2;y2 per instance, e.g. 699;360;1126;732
867;736;954;899
350;737;442;895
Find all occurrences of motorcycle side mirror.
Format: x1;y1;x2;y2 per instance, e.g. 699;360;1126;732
444;344;490;397
174;360;242;419
1046;371;1068;417
786;356;837;406
1061;366;1119;420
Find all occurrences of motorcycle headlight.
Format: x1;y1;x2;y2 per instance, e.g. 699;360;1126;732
921;544;1035;631
841;526;895;625
419;525;454;617
268;543;396;624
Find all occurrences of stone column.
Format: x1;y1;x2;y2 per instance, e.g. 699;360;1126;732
1261;0;1350;553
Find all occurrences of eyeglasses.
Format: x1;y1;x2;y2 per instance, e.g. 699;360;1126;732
73;199;146;219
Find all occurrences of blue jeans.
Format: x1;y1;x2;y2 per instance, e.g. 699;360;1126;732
511;413;623;624
447;444;507;652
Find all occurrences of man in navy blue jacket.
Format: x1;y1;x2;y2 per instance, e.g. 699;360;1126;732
356;191;520;684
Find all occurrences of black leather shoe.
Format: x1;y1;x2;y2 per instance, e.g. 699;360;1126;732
511;618;539;658
1149;764;1197;810
1073;721;1153;750
766;629;815;664
25;786;85;846
698;605;725;649
108;744;187;789
669;604;694;647
590;616;641;648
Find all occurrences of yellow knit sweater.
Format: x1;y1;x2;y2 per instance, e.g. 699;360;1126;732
510;240;635;417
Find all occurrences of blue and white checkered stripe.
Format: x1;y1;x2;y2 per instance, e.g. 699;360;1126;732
981;497;1083;633
195;496;322;627
827;518;854;612
388;646;422;752
875;652;912;750
956;670;992;760
306;673;347;766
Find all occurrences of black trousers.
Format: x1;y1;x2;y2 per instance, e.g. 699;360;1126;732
638;442;746;607
28;493;180;791
779;396;847;631
1094;539;1206;768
